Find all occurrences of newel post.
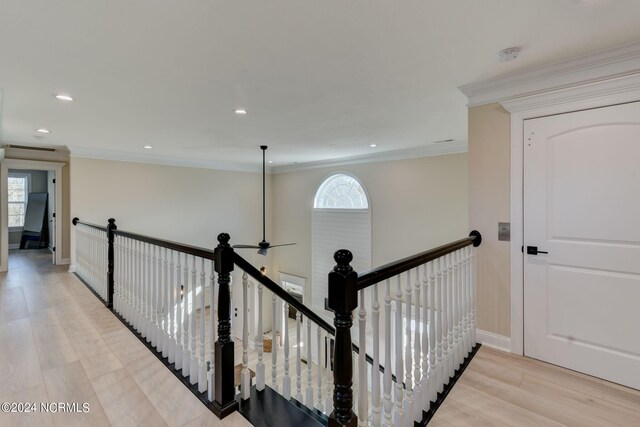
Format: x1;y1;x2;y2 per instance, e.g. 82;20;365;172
106;218;117;309
213;233;239;418
328;249;358;427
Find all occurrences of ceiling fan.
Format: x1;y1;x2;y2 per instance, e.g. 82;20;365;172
233;146;296;256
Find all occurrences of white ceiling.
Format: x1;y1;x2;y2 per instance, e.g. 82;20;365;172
1;0;639;169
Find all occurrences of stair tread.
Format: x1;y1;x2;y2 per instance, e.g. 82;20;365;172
237;385;327;427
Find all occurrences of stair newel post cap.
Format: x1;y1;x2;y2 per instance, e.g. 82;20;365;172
469;230;482;247
328;249;358;313
214;233;234;274
72;217;79;226
107;218;117;230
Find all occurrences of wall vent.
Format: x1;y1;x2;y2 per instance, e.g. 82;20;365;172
7;144;57;152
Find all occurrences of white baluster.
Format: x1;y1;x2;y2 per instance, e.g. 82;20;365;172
394;275;405;427
371;284;381;427
208;263;216;402
256;282;265;391
162;248;170;358
470;246;477;346
316;327;323;413
413;267;422;423
441;255;449;386
447;253;455;379
358;289;368;427
383;279;393;427
175;252;183;370
464;246;472;353
157;245;163;349
198;257;207;392
428;261;436;403
241;271;250;400
451;251;458;371
189;255;197;384
283;303;291;400
168;251;175;363
137;240;143;333
436;257;444;393
296;310;302;402
456;250;464;368
306;318;313;409
182;253;190;377
325;334;333;414
272;294;278;392
421;264;430;409
405;271;413;427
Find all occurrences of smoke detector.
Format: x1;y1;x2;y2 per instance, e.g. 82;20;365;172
498;47;521;62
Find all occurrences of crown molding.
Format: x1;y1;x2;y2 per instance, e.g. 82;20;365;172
459;40;640;107
68;145;262;173
500;72;640;114
271;140;467;174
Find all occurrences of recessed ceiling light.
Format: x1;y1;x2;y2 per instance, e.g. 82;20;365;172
498;47;521;62
36;128;51;134
369;144;377;148
54;94;74;102
143;145;153;149
268;160;273;164
234;108;247;115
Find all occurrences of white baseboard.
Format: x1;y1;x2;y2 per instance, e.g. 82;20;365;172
8;243;20;250
61;258;70;265
68;264;76;273
476;329;511;352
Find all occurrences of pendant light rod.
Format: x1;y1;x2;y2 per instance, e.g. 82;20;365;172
261;145;267;242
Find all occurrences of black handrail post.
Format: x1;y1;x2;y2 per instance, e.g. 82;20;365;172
213;233;239;418
328;250;358;427
106;218;117;309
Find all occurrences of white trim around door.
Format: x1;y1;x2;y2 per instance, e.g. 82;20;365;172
501;72;640;355
0;159;66;271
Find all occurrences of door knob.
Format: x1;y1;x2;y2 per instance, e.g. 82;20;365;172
526;246;548;255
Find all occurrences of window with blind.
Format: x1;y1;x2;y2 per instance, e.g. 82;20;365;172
8;174;30;229
312;173;371;312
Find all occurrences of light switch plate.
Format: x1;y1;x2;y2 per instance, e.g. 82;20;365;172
498;222;510;241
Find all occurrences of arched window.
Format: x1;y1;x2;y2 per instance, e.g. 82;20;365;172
312;173;371;313
314;174;369;209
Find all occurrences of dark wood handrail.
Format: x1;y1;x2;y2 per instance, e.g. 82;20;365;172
357;231;481;291
112;229;216;260
72;217;107;231
233;252;335;335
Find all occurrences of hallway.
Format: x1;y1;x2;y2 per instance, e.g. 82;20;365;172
1;250;640;426
0;249;250;427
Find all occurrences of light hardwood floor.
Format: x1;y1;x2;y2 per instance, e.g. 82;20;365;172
0;249;251;427
2;250;639;427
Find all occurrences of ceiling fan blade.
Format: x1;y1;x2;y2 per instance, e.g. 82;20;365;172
268;243;297;248
233;244;261;249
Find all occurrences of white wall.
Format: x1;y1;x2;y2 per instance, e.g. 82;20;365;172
271;153;469;305
69;156;272;270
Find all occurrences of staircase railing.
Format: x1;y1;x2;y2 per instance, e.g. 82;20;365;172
72;217;481;426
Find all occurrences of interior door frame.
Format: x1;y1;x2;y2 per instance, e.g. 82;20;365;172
501;72;640;355
0;159;65;270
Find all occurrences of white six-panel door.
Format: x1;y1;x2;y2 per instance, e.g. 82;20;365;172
524;101;640;390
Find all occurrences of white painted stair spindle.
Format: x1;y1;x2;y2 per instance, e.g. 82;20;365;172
256;282;265;391
306;318;313;409
283;303;291;400
241;271;250;400
371;284;381;427
447;253;455;379
383;279;392;427
404;270;413;427
358;289;368;427
208;262;216;402
272;294;278;392
175;252;183;370
296;310;302;402
198;257;207;392
394;275;405;427
428;261;437;402
436;257;444;392
162;247;169;358
413;266;422;423
189;255;197;384
316;327;323;413
182;253;190;376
